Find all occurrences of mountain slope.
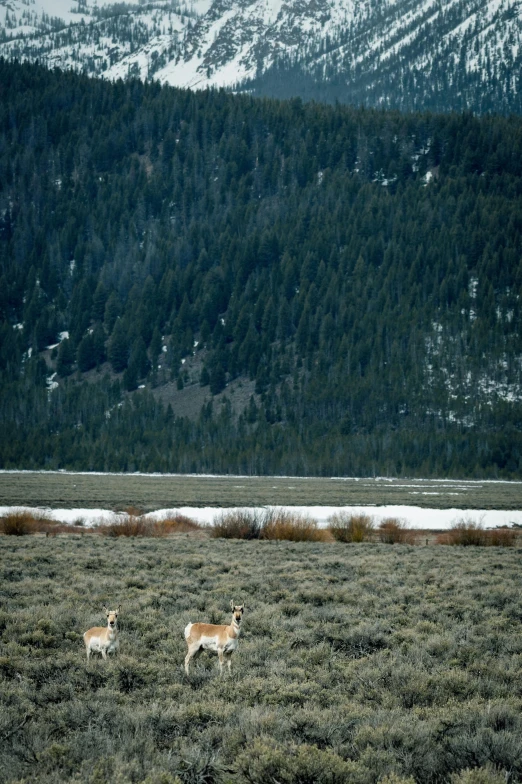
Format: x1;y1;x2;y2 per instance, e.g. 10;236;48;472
0;0;521;113
1;61;522;476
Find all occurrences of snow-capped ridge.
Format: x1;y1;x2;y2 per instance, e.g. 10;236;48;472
0;0;520;110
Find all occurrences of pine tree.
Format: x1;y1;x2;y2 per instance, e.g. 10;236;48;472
56;338;75;377
108;320;129;373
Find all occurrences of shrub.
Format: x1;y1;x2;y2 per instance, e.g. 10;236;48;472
211;509;263;539
450;766;508;784
321;622;391;657
261;509;328;542
378;518;416;544
235;739;365;784
328;512;374;542
118;664;147;693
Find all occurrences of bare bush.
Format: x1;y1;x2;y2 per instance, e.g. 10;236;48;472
211;508;263;539
328;512;374;542
261;509;328;542
441;519;486;546
378;518;417;544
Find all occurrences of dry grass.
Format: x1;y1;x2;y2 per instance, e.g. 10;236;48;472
328;512;374;542
378;518;417;544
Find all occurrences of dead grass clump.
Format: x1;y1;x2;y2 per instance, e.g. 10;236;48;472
0;510;53;535
261;509;328;542
211;509;263;539
328;512;374;542
378;518;417;544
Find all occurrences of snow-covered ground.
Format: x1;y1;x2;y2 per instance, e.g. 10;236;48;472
0;504;520;530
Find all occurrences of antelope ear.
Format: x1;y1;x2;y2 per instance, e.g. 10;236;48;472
117;605;122;613
103;605;109;615
241;604;245;613
230;600;234;610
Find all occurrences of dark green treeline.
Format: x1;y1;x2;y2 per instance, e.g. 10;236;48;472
1;60;522;476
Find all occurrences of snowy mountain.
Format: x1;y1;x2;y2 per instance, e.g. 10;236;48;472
0;0;521;111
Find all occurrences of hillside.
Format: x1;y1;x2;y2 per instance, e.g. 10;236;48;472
0;0;521;114
1;60;522;476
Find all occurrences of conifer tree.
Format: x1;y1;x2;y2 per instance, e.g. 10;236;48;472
108;320;129;373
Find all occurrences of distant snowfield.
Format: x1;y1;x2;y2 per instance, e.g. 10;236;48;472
0;504;521;530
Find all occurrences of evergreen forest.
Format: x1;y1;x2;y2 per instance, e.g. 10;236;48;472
1;59;522;477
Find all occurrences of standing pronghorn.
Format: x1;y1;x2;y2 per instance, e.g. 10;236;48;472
83;606;121;661
184;602;244;676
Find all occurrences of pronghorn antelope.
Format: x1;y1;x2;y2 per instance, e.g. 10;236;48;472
184;602;244;676
83;606;121;660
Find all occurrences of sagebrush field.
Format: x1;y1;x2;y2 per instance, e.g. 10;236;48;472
1;535;521;784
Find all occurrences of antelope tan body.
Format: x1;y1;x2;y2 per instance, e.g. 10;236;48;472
184;603;244;675
83;606;120;660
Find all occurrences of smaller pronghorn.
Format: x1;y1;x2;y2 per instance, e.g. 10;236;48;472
184;602;244;676
83;606;121;661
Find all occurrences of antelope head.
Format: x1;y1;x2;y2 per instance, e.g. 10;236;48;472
230;602;244;624
103;605;121;629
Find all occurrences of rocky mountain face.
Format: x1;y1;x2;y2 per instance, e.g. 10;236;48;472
1;0;521;112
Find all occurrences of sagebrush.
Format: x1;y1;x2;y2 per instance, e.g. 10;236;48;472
1;536;521;783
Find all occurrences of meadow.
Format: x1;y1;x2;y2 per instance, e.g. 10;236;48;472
1;471;522;511
1;534;521;784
